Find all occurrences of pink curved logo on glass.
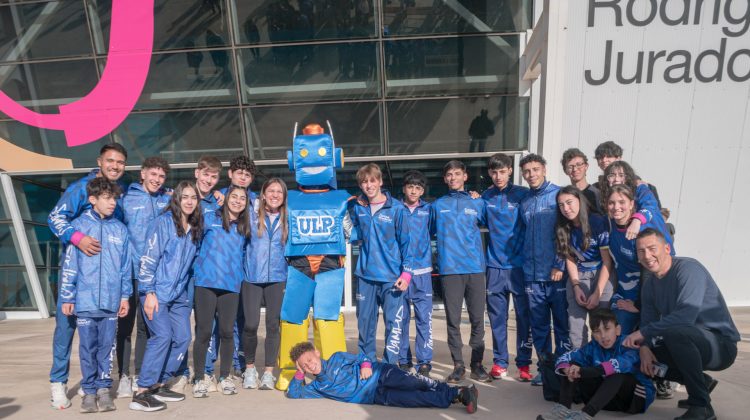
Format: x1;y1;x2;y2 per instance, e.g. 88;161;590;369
0;0;154;147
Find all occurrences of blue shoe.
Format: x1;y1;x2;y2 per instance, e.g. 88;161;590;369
531;372;543;386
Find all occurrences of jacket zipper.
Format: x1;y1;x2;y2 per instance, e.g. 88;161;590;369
98;219;103;309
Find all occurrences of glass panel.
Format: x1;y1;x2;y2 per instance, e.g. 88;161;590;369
245;101;382;160
39;266;57;314
382;0;532;36
0;59;100;115
384;35;519;98
24;223;58;266
232;0;376;44
0;266;36;310
0;120;110;168
0;1;92;63
238;42;380;104
0;223;22;265
101;50;238;111
387;96;528;155
12;178;63;224
112;108;244;164
91;0;230;52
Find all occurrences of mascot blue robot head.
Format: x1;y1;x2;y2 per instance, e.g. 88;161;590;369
287;122;344;189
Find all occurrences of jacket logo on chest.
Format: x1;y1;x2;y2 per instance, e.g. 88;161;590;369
377;214;393;223
464;208;478;216
108;235;123;245
298;215;335;236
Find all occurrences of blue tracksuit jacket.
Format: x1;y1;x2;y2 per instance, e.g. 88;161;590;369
607;220;660;304
122;183;171;277
557;214;610;272
286;352;380;403
138;212;199;303
201;192;220;215
193;210;249;293
350;191;412;282
430;190;487;275
555;335;655;410
633;184;675;251
245;212;288;283
59;210;131;313
400;199;432;274
520;180;560;282
47;169;125;246
482;184;529;270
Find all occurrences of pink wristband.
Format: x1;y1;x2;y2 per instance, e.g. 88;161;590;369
294;371;305;380
70;231;85;247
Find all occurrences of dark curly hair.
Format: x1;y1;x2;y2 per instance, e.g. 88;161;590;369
290;342;316;363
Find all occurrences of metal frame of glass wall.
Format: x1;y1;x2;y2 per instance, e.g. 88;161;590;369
0;0;532;317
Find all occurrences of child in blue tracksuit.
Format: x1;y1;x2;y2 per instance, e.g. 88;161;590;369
397;170;434;377
130;181;203;412
285;342;479;413
482;153;534;381
48;144;128;410
192;185;251;398
117;157;171;397
241;178;289;390
519;154;571;371
60;178;131;413
430;160;489;383
350;163;413;366
537;308;654;419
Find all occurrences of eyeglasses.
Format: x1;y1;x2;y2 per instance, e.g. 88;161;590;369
566;162;586;172
606;172;626;180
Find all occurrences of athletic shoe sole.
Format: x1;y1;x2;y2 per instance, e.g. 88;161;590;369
50;401;72;410
222;389;237;395
465;385;479;414
153;394;185;402
128;402;166;412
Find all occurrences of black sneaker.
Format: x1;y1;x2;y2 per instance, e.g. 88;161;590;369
152;386;185;402
129;390;166;412
458;384;479;414
417;364;431;378
398;363;413;373
470;364;492;383
446;364;466;384
674;404;716;420
678;376;718;409
656;379;674;399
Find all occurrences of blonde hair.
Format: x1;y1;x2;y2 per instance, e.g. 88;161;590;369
258;178;288;244
356;163;382;185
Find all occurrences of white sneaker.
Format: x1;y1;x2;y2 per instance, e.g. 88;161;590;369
259;371;276;390
192;379;209;398
50;382;71;410
169;375;189;394
131;375;139;393
220;377;237;395
77;387;85;397
117;375;133;398
242;367;258;389
206;375;218;393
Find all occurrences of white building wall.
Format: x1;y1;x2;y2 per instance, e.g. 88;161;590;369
532;0;750;305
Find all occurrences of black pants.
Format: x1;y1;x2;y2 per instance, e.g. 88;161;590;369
241;281;285;368
651;325;737;407
441;273;486;366
193;286;240;380
560;373;645;416
288;255;341;277
116;278;149;377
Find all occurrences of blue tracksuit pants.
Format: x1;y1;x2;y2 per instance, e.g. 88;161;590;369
50;298;77;383
137;293;192;388
373;364;458;408
486;267;533;368
526;281;571;357
356;278;406;365
613;308;639;336
77;316;117;394
206;305;244;374
398;273;434;367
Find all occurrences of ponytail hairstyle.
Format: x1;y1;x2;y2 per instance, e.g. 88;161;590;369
168;181;203;244
257;177;288;244
221;185;251;237
600;160;639;212
555;186;592;260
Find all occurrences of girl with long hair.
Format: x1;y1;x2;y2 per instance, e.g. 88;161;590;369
554;186;614;349
241;178;289;390
191;185;251;398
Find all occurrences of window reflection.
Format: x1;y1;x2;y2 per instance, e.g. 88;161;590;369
233;0;376;45
239;42;379;104
382;0;531;36
384;36;519;97
387;96;528;155
245;101;382;160
0;120;109;167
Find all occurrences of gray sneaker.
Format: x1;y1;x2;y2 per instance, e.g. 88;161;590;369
80;393;98;413
97;388;116;412
242;367;259;389
116;376;132;399
192;378;209;398
259;371;276;390
206;375;219;393
220;377;237;395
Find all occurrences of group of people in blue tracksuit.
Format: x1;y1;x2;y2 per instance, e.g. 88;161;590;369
45;137;730;419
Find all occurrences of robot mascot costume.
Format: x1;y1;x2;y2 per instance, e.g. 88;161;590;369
276;122;352;390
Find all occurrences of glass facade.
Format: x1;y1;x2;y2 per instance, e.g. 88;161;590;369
0;0;532;314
